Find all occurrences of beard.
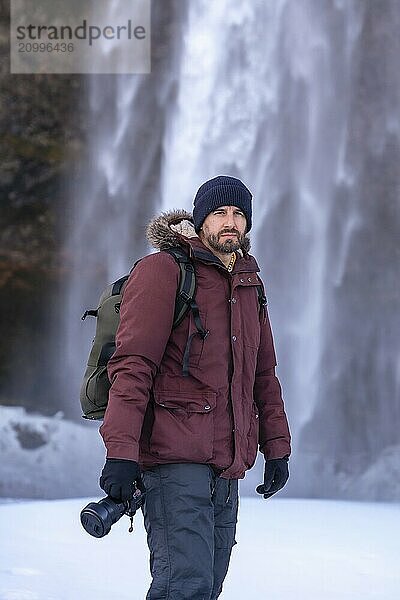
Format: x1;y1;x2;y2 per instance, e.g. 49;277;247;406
204;230;246;254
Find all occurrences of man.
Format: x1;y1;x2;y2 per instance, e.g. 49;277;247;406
99;175;291;599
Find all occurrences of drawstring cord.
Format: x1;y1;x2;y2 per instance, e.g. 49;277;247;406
226;479;232;504
210;475;232;504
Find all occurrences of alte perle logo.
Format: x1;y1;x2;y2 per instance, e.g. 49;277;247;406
15;19;146;46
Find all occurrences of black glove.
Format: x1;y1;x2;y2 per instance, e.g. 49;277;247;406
99;458;141;502
256;456;289;499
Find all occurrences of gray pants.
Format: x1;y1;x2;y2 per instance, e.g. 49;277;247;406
141;463;239;600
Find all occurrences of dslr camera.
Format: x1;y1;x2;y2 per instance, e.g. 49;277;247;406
80;482;145;538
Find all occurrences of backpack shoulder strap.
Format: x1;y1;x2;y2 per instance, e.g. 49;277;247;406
111;274;129;295
164;247;209;377
164;247;197;329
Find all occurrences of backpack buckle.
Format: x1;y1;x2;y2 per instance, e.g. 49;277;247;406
179;290;192;303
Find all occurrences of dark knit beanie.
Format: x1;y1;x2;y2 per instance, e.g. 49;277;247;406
193;175;252;233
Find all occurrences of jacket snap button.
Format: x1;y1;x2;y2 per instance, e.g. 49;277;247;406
232;335;237;341
231;298;236;303
204;405;211;410
247;277;252;282
240;278;244;283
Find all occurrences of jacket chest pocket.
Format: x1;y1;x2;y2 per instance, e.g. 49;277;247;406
234;283;261;349
149;390;217;462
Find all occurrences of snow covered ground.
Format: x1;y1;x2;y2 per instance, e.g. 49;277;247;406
1;496;399;600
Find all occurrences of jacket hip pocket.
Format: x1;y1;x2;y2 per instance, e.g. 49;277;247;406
149;390;217;463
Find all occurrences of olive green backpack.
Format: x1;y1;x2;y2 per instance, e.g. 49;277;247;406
79;247;207;420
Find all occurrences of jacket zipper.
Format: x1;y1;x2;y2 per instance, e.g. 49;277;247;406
228;274;236;471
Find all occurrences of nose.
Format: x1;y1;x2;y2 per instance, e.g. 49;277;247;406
223;208;235;228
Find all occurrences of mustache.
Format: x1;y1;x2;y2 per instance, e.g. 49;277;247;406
219;229;240;236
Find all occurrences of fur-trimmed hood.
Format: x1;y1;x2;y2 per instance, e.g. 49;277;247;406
146;209;251;254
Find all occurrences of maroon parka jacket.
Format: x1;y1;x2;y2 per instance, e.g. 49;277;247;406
99;210;291;479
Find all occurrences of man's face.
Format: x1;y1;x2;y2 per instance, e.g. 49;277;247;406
199;205;247;254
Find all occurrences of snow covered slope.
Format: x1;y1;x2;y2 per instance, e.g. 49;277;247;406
0;497;399;599
0;406;104;499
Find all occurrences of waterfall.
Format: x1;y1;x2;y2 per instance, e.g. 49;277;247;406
61;0;187;418
62;0;400;500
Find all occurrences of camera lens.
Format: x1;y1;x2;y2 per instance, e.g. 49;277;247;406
80;496;127;538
